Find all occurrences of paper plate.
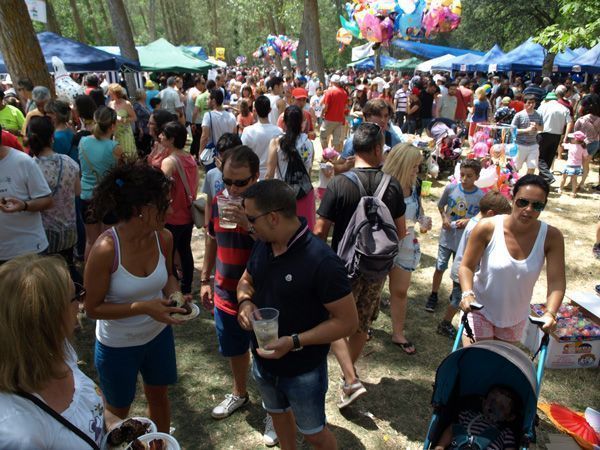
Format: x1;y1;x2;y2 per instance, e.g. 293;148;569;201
102;417;157;450
128;432;181;450
172;303;200;321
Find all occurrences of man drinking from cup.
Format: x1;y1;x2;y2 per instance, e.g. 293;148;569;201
237;179;359;450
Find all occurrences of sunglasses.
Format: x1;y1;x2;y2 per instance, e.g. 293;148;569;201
223;175;253;187
246;208;283;224
515;198;546;212
72;283;86;303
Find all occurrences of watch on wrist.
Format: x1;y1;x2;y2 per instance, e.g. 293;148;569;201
291;333;303;351
461;290;475;300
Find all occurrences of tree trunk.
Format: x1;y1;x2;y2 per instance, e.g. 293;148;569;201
159;0;172;42
0;0;54;95
542;51;556;77
207;0;219;51
45;0;62;35
106;0;139;97
304;0;325;83
296;4;309;73
138;5;149;38
148;0;157;41
82;0;101;44
374;47;381;72
99;0;112;41
69;0;88;43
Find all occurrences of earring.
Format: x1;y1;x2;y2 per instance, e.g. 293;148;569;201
139;214;143;218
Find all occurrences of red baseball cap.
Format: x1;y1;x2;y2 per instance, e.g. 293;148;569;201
292;87;309;99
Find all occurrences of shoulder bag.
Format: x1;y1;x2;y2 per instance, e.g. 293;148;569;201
170;155;206;228
200;112;216;166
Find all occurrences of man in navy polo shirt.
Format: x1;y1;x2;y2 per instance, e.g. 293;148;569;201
237;179;358;450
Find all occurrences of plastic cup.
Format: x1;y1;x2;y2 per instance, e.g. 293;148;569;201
217;194;242;229
421;180;432;197
251;308;279;354
418;215;432;234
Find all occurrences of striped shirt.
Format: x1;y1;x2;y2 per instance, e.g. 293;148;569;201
208;193;254;315
456;410;516;450
394;88;409;113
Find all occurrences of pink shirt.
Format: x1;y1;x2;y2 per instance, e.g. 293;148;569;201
563;143;586;166
167;153;199;225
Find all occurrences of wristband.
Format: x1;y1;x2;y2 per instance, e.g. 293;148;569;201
544;310;557;319
238;298;252;308
200;278;211;284
291;333;303;351
461;290;475;300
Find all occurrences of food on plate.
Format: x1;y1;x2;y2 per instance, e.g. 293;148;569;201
149;439;166;450
168;292;192;315
107;418;150;446
129;439;146;450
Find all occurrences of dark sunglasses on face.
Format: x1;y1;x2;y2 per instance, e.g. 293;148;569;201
515;198;546;212
246;208;283;224
223;175;253;187
72;283;86;303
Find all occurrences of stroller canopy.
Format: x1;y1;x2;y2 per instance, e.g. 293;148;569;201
432;341;538;436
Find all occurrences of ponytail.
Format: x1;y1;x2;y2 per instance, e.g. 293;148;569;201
92;106;117;139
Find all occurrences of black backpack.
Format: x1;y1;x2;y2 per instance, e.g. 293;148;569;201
280;135;313;200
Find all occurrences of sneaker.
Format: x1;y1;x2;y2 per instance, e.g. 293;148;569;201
263;414;278;447
425;293;438;312
437;320;457;339
338;380;367;409
211;393;249;419
593;243;600;260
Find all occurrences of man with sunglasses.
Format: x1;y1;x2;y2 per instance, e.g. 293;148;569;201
237;179;358;450
199;146;278;445
458;174;565;344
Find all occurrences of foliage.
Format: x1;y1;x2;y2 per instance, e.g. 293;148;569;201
534;0;600;53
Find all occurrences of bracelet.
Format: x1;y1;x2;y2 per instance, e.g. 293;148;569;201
200;278;211;284
238;298;252;308
461;290;476;300
544;310;557;319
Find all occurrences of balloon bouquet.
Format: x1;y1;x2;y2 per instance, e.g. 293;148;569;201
336;0;462;51
235;55;247;66
253;35;298;64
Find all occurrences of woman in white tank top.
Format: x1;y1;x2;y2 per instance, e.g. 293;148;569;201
458;175;566;343
83;163;189;433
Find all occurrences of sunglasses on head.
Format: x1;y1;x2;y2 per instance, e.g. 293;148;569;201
515;198;546;212
72;283;86;303
246;208;283;224
222;175;253;187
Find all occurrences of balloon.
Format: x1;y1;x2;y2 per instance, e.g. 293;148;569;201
396;0;427;38
361;13;384;43
472;142;490;158
505;143;518;158
340;15;362;38
475;165;498;189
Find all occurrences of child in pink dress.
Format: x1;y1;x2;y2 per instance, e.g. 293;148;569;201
559;130;588;196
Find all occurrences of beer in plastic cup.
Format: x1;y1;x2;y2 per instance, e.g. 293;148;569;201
217;194;242;229
251;308;279;354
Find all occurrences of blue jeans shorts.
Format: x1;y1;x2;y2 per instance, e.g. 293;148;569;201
450;281;462;308
252;359;328;435
214;306;251;357
435;244;456;271
95;326;177;408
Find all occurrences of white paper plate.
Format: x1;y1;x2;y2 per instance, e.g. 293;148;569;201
128;432;181;450
172;303;200;321
101;417;157;450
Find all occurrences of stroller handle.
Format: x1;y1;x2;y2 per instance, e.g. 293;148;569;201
452;304;483;352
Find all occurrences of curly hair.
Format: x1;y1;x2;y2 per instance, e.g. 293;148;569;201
91;161;172;222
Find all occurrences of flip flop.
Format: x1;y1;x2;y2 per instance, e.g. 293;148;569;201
393;341;416;355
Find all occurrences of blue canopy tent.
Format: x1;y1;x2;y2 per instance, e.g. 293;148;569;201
570;43;600;74
392;39;484;59
494;38;575;72
430;53;480;71
0;32;140;73
450;53;485;71
182;46;208;60
467;44;505;72
347;54;398;69
572;47;588;56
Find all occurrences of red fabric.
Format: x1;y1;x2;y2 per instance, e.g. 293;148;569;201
1;131;25;153
455;87;473;121
166;153;199;225
509;100;525;112
323;86;348;123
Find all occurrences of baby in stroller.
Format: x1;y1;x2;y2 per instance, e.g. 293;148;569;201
426;118;464;176
433;385;520;450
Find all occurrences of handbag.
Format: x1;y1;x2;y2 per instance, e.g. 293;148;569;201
200;112;216;166
170;155;206;228
16;391;100;450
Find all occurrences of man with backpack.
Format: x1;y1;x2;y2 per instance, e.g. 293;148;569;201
315;122;406;408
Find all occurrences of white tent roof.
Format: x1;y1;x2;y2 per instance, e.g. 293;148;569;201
415;54;455;72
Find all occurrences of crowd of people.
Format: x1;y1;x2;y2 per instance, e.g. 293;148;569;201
0;63;597;449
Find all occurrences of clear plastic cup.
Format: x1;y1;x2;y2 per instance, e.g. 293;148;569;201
251;308;279;354
217;194;242;229
418;215;432;234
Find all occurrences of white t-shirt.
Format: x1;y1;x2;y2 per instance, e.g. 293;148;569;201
450;216;480;282
0;148;51;260
158;87;183;114
241;122;283;179
307;79;320;97
185;87;200;123
202;167;224;199
274;134;314;180
201;110;236;146
0;345;105;449
266;93;281;126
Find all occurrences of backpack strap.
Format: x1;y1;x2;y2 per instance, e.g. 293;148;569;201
374;173;392;201
342;170;368;197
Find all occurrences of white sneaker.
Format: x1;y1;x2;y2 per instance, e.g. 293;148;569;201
263;414;279;447
211;393;249;419
337;380;367;409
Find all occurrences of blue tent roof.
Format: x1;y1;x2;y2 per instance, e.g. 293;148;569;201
570;43;600;73
450;53;485;71
468;44;505;72
182;46;208;60
392;39;484;59
348;54;398;69
572;47;588;56
0;32;139;73
494;38;575;72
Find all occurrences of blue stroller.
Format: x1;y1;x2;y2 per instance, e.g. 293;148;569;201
423;305;551;450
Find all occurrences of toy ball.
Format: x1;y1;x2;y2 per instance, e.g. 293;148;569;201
486;138;494;147
472;142;490;158
505;143;518;157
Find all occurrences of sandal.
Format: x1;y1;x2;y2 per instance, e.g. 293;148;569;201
393;340;416;355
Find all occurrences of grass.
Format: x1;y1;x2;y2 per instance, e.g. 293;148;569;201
74;143;600;450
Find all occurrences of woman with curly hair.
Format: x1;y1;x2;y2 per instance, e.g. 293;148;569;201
107;83;137;161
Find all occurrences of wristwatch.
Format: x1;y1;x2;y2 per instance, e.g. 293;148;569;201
291;333;303;351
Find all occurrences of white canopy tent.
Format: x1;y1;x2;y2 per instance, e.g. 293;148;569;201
415;54;455;73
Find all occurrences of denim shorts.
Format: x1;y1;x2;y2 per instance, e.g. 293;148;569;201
214;306;251;357
449;281;462;308
435;244;456;271
252;359;328;435
95;326;177;408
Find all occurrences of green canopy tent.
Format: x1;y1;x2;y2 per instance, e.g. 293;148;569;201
386;57;422;71
137;38;215;73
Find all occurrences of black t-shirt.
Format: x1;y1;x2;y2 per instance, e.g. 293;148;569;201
317;168;406;252
247;219;352;377
419;91;434;118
